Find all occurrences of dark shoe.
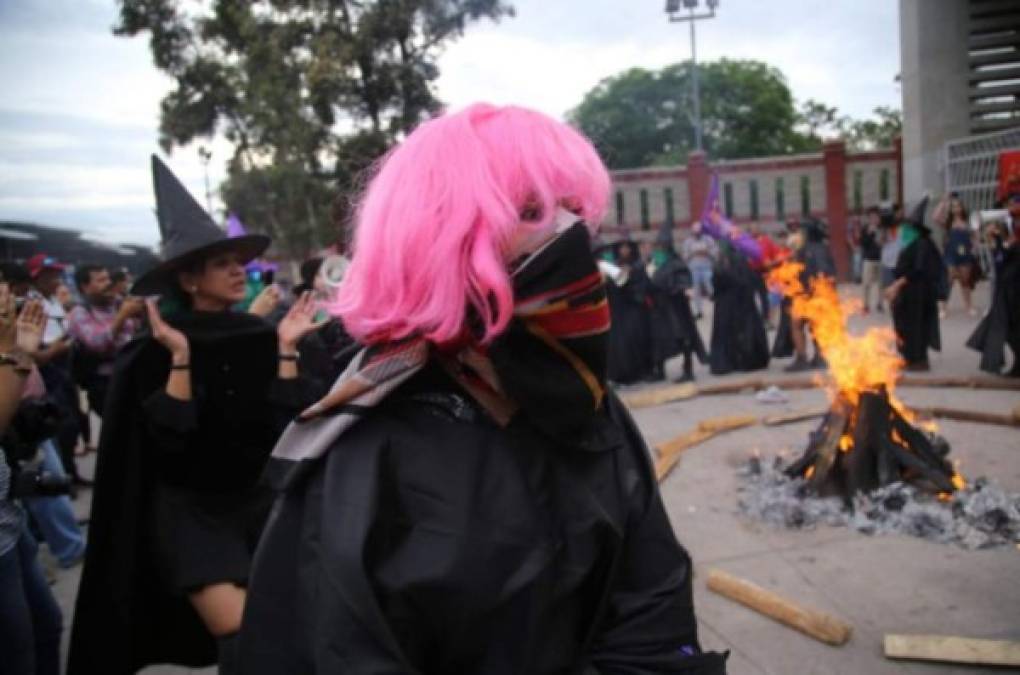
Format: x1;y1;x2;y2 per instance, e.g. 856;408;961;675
904;360;930;372
784;357;811;373
809;354;827;370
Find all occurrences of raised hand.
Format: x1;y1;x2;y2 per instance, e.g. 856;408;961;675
16;298;46;355
277;291;327;351
248;284;282;318
145;299;189;362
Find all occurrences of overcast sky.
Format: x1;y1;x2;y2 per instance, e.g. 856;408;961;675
0;0;900;248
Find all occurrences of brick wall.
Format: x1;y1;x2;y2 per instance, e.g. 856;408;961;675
608;140;904;280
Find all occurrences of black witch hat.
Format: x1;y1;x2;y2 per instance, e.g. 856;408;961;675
132;155;270;295
903;195;931;233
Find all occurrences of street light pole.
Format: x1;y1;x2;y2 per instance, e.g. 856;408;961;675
666;0;719;153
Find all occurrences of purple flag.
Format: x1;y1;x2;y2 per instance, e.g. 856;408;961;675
698;173;762;262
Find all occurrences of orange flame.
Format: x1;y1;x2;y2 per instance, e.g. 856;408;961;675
768;261;912;414
770;261;968;493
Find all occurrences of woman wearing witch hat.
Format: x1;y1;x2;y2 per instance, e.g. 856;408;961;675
885;197;943;371
967;191;1020;376
68;157;325;674
237;104;725;674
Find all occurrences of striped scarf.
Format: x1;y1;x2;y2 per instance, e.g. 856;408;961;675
266;221;610;490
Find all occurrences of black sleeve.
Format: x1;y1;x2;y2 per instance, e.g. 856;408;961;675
586;397;727;674
141;389;198;458
267;375;328;433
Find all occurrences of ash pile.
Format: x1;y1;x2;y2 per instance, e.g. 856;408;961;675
737;455;1020;550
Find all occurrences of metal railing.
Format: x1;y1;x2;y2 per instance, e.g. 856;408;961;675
942;126;1020;210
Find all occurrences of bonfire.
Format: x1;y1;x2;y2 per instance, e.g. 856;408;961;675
767;262;966;501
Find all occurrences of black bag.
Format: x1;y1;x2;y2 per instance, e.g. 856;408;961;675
1;397;62;463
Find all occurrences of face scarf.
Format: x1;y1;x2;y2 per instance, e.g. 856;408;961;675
265;217;610;491
899;223;920;247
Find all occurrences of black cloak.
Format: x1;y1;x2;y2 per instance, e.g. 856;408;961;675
710;244;770;375
892;235;943;365
606;258;654;384
237;362;726;674
649;255;707;364
67;311;281;675
967;242;1020;374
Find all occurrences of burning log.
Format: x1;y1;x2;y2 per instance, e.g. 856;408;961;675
706;569;853;646
785;387;962;500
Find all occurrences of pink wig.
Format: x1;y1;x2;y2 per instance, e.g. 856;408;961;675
333;103;611;345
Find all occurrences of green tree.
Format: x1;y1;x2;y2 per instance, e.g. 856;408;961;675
115;0;513;258
568;59;807;169
839;106;903;151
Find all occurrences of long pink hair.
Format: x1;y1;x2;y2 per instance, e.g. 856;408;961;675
333;103;611;345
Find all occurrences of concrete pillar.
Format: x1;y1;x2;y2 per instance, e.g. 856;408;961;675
899;0;970;205
687;151;710;225
823;140;851;281
893;136;904;207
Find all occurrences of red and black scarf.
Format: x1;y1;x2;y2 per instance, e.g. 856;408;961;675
267;220;610;490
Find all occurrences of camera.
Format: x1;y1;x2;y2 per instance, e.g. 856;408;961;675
9;465;72;499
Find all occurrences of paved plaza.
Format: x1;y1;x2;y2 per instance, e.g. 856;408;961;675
55;284;1019;674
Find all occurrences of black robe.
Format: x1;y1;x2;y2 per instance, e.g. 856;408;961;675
967;242;1020;374
238;363;726;674
710;247;770;375
649;256;707;364
892;236;942;365
606;263;654;384
67;311;286;675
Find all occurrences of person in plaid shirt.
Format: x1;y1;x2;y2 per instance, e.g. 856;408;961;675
66;264;143;416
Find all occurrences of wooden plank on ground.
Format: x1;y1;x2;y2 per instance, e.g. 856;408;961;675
706;569;853;646
884;634;1020;667
653;414;758;482
762;406;829;426
920;406;1020;428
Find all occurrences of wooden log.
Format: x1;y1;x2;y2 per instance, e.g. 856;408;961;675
620;382;698;408
697;414;759;433
762;406;828;426
654;414;758;482
706;569;853;646
621;374;1020;410
884;634;1020;667
653;429;716;481
919;406;1020;428
898;374;1020;391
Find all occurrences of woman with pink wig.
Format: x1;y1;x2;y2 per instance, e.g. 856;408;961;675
239;104;724;674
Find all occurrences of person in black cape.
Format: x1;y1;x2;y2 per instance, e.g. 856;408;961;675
605;239;655;384
645;223;707;382
236;105;725;674
772;220;836;371
967;193;1020;376
884;196;943;371
709;239;770;375
68;157;326;675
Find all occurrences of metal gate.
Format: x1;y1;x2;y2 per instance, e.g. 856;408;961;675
942;126;1020;210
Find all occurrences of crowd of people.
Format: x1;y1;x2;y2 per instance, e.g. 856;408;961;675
0;103;1018;675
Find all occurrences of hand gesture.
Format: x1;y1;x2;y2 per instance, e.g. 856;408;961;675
16;299;46;355
118;296;145;319
277;291;327;351
248;284;281;318
145;299;189;361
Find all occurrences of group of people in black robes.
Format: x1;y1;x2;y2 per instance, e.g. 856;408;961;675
599;222;707;384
